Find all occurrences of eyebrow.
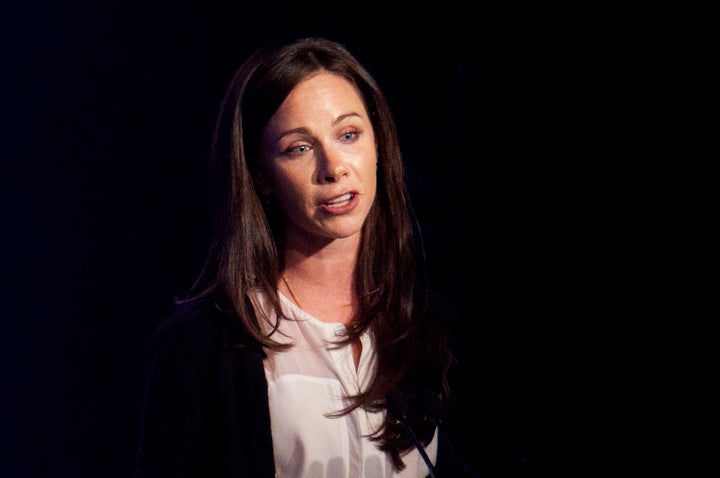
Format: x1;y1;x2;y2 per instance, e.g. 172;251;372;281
273;112;364;142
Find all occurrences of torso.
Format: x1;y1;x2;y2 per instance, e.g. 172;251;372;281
250;289;438;478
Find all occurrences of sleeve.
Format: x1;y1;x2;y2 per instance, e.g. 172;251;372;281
133;318;220;477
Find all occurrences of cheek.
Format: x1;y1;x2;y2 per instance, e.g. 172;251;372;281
270;169;307;210
363;158;378;193
367;175;378;203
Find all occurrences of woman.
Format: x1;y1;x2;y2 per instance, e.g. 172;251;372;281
134;36;455;477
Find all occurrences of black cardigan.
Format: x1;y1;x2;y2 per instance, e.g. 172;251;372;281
134;298;275;477
134;298;462;478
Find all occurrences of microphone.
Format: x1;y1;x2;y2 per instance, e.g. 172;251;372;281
386;388;438;478
420;389;486;478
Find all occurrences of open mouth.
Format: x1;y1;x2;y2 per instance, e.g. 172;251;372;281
323;193;354;207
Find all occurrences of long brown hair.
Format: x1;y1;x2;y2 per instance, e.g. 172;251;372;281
181;36;453;470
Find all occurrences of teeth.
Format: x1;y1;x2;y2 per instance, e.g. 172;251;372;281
326;193;352;205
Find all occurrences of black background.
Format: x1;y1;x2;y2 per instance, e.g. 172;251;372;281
1;2;716;477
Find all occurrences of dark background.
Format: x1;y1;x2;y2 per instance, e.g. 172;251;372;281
1;2;716;477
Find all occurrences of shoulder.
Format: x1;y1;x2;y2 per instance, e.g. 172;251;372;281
153;298;224;343
146;297;255;367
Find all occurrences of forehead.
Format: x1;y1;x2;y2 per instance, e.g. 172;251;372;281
275;72;366;117
292;71;360;97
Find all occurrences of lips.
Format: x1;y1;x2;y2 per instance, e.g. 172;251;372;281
318;191;359;214
323;193;354;207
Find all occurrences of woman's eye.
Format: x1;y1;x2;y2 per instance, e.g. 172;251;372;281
284;144;311;155
340;130;359;142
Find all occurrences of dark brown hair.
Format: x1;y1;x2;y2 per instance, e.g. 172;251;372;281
182;36;452;470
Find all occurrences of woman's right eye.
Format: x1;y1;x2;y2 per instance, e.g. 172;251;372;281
284;144;312;156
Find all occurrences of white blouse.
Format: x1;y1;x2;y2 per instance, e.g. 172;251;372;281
250;290;438;478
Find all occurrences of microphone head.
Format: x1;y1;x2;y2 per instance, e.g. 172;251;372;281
386;388;410;419
420;388;444;425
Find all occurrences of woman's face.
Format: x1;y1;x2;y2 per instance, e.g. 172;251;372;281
259;72;377;244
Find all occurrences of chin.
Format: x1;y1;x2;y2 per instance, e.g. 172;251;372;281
321;223;365;240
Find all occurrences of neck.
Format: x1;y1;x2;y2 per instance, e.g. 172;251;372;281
282;228;360;288
280;234;359;324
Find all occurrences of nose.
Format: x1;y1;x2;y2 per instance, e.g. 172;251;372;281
318;145;349;183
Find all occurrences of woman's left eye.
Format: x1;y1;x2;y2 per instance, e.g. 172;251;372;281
340;131;359;142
